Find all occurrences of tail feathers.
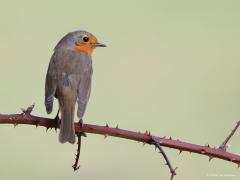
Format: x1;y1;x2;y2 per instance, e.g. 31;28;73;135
59;107;76;144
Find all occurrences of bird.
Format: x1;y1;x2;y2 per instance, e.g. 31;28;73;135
45;30;106;144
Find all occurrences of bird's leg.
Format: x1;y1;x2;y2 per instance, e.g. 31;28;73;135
53;108;60;125
78;119;87;137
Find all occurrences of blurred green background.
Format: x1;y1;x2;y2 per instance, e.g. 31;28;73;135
0;0;240;179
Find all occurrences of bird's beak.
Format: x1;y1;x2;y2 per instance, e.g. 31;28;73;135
93;42;107;47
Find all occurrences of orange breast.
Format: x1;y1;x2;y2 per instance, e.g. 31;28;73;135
75;44;94;56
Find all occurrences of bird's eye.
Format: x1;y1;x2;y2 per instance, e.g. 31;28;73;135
83;36;89;42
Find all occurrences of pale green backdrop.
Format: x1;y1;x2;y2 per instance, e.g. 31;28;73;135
0;0;240;179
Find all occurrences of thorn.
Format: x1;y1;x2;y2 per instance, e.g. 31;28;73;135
35;123;39;128
237;163;240;168
46;127;49;132
142;142;146;146
105;123;109;128
169;136;172;140
208;156;213;161
171;167;178;175
179;150;183;154
145;130;148;135
104;134;108;139
205;144;210;147
148;131;151;136
116;124;119;129
13;123;18;128
55;127;57;133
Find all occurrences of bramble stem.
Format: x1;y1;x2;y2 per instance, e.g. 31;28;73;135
0;113;240;167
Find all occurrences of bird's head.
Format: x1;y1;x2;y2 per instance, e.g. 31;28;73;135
56;31;106;56
74;32;106;56
59;31;106;56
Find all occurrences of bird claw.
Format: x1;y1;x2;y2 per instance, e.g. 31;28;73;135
78;119;83;125
78;119;87;137
53;109;61;125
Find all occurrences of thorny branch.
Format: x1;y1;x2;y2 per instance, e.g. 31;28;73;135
0;106;240;179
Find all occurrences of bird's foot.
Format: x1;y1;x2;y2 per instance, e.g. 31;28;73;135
78;119;87;137
53;109;61;126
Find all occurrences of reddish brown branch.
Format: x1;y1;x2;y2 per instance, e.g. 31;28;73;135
0;113;240;167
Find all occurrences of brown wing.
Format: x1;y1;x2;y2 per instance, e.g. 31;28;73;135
77;70;92;119
45;53;57;114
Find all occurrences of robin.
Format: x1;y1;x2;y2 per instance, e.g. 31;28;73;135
45;30;106;144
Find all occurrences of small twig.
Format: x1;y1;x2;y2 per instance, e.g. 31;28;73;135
21;104;35;115
218;120;240;151
72;132;82;171
151;136;177;180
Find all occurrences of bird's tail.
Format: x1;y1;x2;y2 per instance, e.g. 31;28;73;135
59;105;76;144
